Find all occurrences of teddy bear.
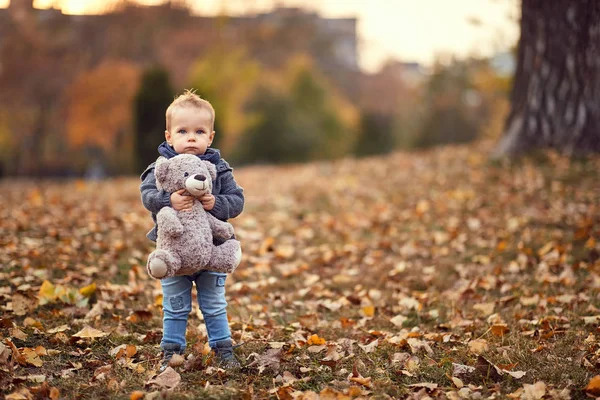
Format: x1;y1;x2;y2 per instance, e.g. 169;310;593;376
146;154;242;279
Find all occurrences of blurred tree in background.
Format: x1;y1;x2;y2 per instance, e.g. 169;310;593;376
412;60;480;148
495;0;600;155
134;66;174;171
66;61;141;174
0;12;78;176
235;57;358;164
0;2;519;176
187;48;261;154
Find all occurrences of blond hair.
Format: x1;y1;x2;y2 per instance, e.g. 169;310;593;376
165;89;215;131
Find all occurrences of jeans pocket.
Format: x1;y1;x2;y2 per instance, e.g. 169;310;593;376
169;296;185;311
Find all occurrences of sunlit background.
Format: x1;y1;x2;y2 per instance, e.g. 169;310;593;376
0;0;519;177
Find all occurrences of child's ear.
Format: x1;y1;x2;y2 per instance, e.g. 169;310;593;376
202;161;217;180
155;157;170;188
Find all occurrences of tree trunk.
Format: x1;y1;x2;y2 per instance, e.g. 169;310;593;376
495;0;600;156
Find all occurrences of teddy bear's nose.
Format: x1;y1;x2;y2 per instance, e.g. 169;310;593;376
194;174;206;182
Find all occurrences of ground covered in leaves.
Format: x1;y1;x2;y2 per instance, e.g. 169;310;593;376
1;142;600;399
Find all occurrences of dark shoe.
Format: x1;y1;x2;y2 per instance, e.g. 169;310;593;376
159;343;183;372
211;339;241;369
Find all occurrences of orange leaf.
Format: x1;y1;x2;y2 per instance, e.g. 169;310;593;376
130;391;145;400
586;376;600;396
307;334;326;345
491;324;509;336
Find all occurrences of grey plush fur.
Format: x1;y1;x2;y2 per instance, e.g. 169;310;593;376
146;155;242;279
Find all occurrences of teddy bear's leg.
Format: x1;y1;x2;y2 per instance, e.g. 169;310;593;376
147;249;181;279
209;240;242;273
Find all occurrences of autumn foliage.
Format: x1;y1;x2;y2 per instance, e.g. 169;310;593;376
1;142;599;398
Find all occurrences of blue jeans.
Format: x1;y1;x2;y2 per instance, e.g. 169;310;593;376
161;271;230;351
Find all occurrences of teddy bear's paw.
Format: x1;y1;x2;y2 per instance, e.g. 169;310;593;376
233;245;242;269
224;223;235;238
149;258;168;278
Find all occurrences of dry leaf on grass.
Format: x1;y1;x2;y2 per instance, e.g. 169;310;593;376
146;367;181;390
72;326;109;339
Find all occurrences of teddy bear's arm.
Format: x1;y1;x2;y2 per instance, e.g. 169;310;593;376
206;212;234;239
157;207;185;237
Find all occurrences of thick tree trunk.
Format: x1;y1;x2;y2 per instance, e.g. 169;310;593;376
495;0;600;156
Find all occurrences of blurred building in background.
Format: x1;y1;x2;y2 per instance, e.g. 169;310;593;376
0;0;511;177
0;1;358;88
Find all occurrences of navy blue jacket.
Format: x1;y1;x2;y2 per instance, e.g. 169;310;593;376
140;144;244;243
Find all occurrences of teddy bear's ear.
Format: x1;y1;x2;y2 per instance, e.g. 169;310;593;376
202;161;217;181
154;157;170;188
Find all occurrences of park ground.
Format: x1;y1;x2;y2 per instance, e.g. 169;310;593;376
1;141;600;399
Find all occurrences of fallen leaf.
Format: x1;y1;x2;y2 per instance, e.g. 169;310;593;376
452;377;464;388
168;354;185;367
390;314;407;327
130;391;145;400
79;282;97;297
349;375;372;388
307;334;326;345
522;381;546;400
12;293;37;316
468;339;489;354
22;348;43;367
297;314;319;331
360;305;375;318
72;326;109;339
246;348;282;374
585;375;600;396
473;302;495;316
146;367;181;389
358;339;379;353
408;382;438;390
491;324;509;336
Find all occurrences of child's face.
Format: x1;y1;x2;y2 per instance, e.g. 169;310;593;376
165;106;215;155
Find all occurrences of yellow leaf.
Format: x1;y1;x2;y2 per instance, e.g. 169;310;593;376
307;334;326;345
23;317;43;330
349;375;372;388
22;348;43;367
361;305;375;318
452;377;464;388
79;282;97;298
38;280;57;305
6;388;33;400
538;242;554;256
72;326;109;339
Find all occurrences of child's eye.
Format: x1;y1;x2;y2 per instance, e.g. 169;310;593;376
178;129;186;134
184;172;189;177
196;130;204;135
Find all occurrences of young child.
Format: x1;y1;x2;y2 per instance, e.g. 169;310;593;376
140;90;244;371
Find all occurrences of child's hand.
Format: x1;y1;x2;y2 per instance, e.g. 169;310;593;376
199;193;215;211
171;189;194;211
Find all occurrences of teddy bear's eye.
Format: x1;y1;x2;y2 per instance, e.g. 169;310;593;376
184;172;189;177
